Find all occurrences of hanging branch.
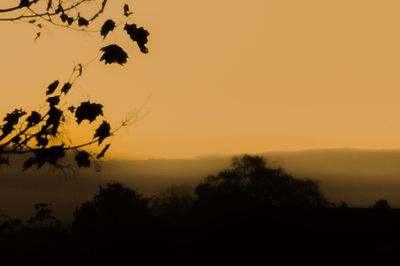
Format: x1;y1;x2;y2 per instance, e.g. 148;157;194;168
0;0;150;170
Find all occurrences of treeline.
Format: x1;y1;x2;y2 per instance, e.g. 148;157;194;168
0;155;399;265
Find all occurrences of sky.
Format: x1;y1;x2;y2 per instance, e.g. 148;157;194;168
2;0;400;159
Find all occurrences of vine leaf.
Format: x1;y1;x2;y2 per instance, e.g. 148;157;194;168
100;44;128;65
123;4;133;17
46;96;60;107
46;107;62;135
23;157;37;170
46;80;59;95
61;82;72;94
94;121;111;145
75;151;91;167
97;144;110;159
19;0;30;7
47;0;52;11
124;24;150;54
78;16;89;27
60;13;68;22
75;102;103;124
68;106;75;113
26;111;41;127
23;145;65;170
1;109;26;139
101;19;116;39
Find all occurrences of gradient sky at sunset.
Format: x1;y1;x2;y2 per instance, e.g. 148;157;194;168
2;0;400;159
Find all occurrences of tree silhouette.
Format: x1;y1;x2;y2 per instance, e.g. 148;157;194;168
72;183;156;264
195;154;331;210
0;1;150;169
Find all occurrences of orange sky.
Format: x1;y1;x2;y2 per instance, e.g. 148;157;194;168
2;0;400;159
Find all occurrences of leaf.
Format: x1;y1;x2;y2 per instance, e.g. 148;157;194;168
23;157;37;171
60;13;68;22
19;0;30;7
34;32;41;41
124;24;150;54
123;4;133;17
36;135;49;148
24;145;66;170
47;96;60;107
46;107;62;135
67;17;74;25
75;101;103;124
68;106;75;113
47;0;52;11
26;111;41;127
78;16;89;27
46;80;59;95
100;44;128;65
75;151;91;168
61;82;72;94
55;4;63;13
0;156;9;165
101;19;116;39
76;64;83;77
94;121;111;145
0;109;26;139
97;144;110;159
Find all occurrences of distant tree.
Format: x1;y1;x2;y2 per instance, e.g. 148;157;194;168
27;202;61;229
338;200;349;208
372;199;391;210
195;155;331;210
0;1;150;170
0;210;21;234
150;185;195;219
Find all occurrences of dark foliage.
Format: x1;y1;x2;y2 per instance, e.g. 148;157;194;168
2;170;400;265
23;145;65;170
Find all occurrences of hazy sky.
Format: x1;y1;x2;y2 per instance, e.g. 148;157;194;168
2;0;400;159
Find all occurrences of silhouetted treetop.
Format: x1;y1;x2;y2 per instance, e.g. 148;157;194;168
72;183;154;237
195;154;331;209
